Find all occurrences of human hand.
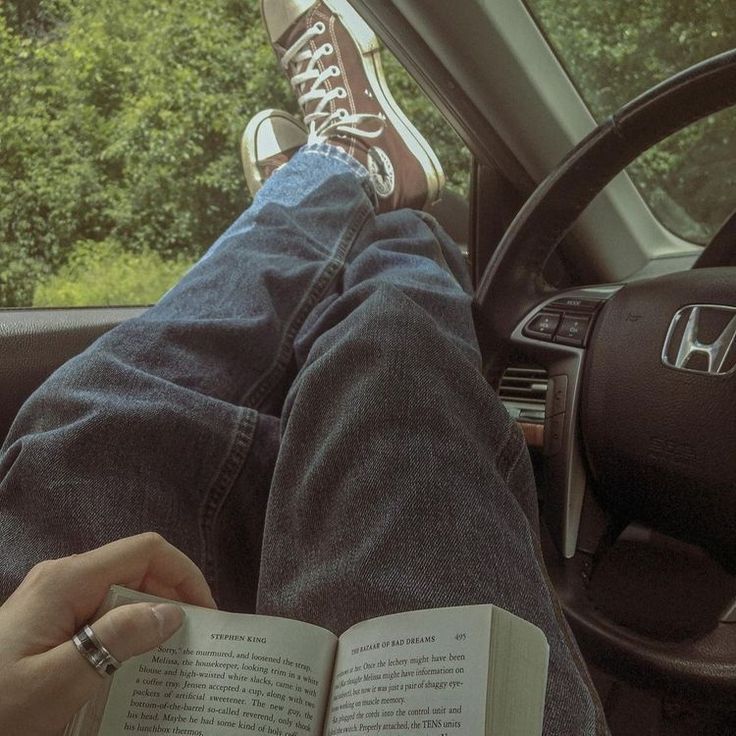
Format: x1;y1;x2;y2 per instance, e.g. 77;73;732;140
0;533;217;735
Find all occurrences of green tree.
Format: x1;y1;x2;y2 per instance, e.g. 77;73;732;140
528;0;736;241
1;0;469;308
1;0;288;306
33;239;193;306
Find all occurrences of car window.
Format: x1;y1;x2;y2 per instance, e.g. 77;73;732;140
524;0;736;244
0;0;470;309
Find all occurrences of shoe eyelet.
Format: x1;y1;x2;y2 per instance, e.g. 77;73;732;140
322;43;334;55
336;87;347;98
336;108;348;119
330;65;341;77
313;21;326;34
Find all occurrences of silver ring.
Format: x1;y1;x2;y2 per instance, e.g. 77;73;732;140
72;625;121;677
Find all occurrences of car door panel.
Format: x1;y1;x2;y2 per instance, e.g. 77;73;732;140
0;308;144;443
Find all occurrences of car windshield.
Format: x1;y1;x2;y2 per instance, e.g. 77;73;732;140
524;0;736;244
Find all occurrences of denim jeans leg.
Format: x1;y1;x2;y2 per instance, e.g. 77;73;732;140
0;145;376;611
256;209;608;735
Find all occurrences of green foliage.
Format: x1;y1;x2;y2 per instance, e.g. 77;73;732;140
10;0;734;307
1;0;285;306
33;240;193;307
15;0;736;306
0;0;469;307
528;0;736;242
7;0;736;306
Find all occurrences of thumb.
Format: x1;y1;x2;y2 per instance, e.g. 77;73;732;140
87;601;185;662
29;603;184;730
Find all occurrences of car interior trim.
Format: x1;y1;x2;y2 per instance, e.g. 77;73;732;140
0;307;146;443
360;0;702;286
510;285;622;557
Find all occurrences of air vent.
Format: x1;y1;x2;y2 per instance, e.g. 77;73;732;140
498;365;548;423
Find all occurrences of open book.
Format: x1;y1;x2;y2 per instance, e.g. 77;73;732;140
65;586;548;736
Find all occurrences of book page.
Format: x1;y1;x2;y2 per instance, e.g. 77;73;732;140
323;605;493;736
71;587;337;736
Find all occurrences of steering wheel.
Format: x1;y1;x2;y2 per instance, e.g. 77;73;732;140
474;49;736;701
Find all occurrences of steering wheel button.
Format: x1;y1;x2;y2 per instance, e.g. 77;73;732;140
524;312;561;341
555;315;591;346
549;297;602;313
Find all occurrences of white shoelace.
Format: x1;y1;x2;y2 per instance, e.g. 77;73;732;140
281;21;385;145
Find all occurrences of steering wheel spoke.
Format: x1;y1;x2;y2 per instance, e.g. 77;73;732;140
510;285;621;557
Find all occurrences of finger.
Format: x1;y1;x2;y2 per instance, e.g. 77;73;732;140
67;533;216;617
79;533;216;606
2;534;215;659
12;534;215;616
89;601;184;662
29;602;185;722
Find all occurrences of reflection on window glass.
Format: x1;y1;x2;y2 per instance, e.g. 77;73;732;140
0;0;468;308
525;0;736;243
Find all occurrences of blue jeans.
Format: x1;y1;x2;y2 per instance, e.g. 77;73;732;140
0;144;607;735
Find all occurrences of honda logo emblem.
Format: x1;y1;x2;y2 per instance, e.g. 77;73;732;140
662;305;736;375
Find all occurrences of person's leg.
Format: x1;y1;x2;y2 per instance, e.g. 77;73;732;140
256;206;608;734
0;144;374;611
0;0;449;611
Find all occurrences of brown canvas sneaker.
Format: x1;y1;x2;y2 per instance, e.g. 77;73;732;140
241;108;308;196
261;0;445;213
